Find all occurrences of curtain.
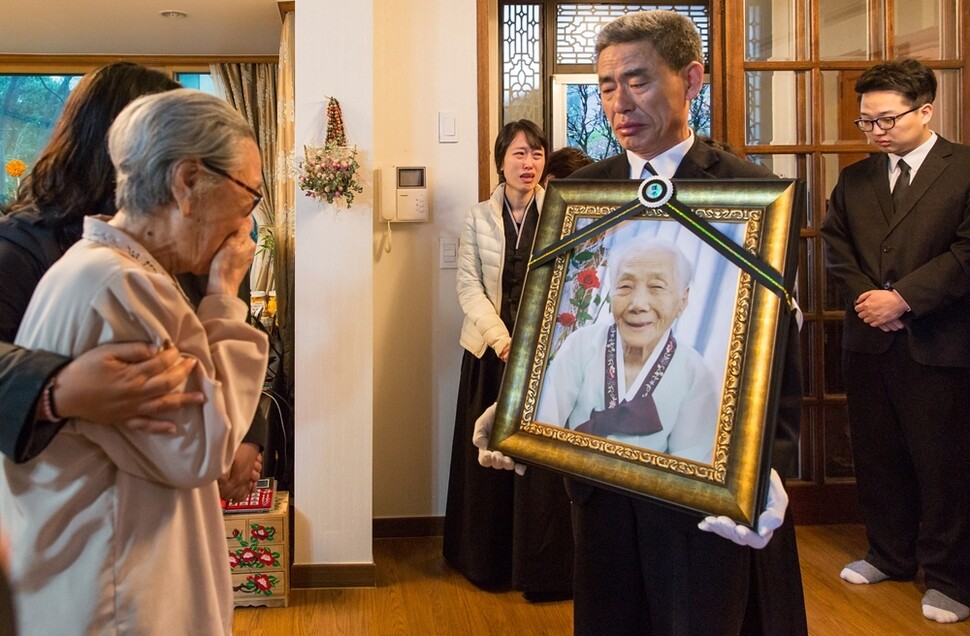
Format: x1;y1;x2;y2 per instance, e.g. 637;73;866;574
274;11;296;398
211;62;279;294
211;14;295;399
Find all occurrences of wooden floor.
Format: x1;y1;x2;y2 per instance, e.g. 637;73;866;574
233;524;970;635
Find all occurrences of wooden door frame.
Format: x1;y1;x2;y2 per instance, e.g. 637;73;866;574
718;0;970;524
476;1;970;524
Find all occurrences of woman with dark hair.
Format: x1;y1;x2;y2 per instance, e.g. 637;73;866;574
443;120;573;600
0;62;180;341
0;64;202;468
0;63;265;505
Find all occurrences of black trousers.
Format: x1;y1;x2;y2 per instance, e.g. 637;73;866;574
844;334;970;606
569;481;807;636
443;349;573;595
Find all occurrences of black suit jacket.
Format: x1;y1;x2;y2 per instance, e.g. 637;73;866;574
570;140;776;181
821;136;970;367
566;140;801;493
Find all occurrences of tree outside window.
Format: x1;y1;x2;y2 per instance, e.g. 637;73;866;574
565;82;711;161
1;72;214;205
1;75;80;203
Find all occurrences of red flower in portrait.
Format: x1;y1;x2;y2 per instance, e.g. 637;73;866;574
250;574;273;592
557;312;577;327
576;268;600;290
228;552;240;568
240;548;258;565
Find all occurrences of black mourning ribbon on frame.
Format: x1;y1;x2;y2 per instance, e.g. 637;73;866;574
530;177;793;309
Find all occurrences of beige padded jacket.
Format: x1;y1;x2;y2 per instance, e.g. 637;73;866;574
457;183;545;358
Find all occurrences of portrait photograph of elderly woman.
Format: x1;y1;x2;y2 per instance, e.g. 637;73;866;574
535;217;745;464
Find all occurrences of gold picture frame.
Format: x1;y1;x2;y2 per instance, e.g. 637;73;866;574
491;178;803;525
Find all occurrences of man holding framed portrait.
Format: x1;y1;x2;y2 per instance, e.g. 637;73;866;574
475;9;807;636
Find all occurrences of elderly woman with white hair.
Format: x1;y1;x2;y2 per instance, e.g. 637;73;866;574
0;89;269;635
535;236;719;462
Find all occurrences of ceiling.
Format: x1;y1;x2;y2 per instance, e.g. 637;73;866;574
0;0;284;56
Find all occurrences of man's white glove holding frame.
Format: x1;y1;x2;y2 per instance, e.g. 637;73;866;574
471;402;787;548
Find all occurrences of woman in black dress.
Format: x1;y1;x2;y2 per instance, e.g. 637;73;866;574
443;120;573;600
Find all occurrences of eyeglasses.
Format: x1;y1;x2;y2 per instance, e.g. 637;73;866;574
200;159;264;213
853;105;921;132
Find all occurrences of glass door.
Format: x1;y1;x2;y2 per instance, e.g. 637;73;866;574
550;73;712;158
722;0;966;523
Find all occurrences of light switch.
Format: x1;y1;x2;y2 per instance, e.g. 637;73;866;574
438;112;458;143
440;236;458;268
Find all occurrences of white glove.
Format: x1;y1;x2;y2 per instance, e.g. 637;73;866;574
697;468;787;549
472;403;526;476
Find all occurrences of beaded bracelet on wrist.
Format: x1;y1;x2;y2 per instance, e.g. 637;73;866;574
41;376;64;424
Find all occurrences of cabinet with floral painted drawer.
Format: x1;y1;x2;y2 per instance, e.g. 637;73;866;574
224;491;289;607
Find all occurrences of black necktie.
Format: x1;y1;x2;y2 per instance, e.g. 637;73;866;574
892;159;911;213
641;162;657;178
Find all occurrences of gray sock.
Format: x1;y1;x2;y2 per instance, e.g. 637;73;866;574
922;589;970;623
840;560;888;584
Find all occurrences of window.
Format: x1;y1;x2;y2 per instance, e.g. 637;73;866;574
1;70;215;204
1;74;81;202
501;2;712;159
174;72;216;94
725;0;965;507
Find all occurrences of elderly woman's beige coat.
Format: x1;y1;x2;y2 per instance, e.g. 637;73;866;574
1;216;268;636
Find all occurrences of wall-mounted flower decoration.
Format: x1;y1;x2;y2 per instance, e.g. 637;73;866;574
298;97;364;207
299;142;363;206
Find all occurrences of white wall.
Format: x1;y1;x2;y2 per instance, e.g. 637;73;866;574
294;1;375;565
294;0;477;565
371;0;477;520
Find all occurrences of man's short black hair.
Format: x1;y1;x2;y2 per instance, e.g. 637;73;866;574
855;59;937;106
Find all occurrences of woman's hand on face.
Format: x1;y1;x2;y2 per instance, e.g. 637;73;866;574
54;342;205;433
206;216;256;296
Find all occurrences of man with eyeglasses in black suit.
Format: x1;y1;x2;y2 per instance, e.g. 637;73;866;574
821;58;970;624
